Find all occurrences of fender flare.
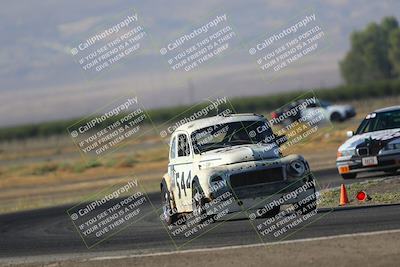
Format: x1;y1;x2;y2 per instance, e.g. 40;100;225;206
191;175;200;189
161;173;175;209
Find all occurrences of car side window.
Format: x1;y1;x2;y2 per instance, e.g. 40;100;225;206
178;134;190;157
170;137;176;159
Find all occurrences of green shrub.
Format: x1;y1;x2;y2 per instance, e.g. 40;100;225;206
117;157;138;168
31;163;58;175
73;160;102;173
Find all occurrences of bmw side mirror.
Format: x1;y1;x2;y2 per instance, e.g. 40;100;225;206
346;131;354;138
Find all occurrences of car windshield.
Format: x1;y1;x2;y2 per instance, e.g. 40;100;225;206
191;120;276;154
356;109;400;134
318;100;331;108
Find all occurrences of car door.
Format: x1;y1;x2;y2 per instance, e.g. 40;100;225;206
169;131;193;212
168;135;177;182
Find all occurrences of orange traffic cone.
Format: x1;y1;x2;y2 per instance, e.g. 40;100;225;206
339;184;349;206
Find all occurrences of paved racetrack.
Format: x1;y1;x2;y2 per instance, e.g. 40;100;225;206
1;169;400;262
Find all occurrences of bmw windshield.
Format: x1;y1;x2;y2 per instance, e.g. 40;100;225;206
356;109;400;134
191;120;276;154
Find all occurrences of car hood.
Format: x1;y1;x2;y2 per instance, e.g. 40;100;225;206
339;128;400;151
199;144;280;167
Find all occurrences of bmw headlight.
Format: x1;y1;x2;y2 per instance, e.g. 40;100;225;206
287;160;307;177
337;149;355;157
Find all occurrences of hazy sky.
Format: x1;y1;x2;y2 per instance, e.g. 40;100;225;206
0;0;399;126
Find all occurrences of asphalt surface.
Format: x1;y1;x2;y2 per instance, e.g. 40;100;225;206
1;169;400;260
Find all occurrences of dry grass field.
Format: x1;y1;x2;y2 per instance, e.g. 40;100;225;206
0;96;399;214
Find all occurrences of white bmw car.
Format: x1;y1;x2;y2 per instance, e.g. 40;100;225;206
337;106;400;179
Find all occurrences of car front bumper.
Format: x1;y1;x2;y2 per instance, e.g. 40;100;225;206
209;174;316;212
226;182;316;213
336;152;400;174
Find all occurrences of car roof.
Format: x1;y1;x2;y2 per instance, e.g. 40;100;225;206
374;106;400;113
175;113;265;134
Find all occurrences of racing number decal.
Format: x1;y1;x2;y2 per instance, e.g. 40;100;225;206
175;171;191;199
186;171;191;189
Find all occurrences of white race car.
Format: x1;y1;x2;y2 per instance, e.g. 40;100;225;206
272;99;356;125
160;113;316;225
337;106;400;179
302;100;356;122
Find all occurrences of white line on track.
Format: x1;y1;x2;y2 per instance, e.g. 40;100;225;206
89;228;400;261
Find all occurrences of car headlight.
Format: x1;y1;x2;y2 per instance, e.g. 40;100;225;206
287;160;307;177
384;143;400;150
337;149;355;157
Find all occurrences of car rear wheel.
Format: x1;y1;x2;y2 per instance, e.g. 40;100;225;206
330;112;343;122
161;183;179;226
341;173;357;179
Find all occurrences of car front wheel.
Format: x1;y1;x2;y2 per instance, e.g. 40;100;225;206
192;182;208;222
330;112;343;122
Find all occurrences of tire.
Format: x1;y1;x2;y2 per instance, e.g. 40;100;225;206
192;182;208;223
330;112;343;122
341;173;357;179
161;182;179;226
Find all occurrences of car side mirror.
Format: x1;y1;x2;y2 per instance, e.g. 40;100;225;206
275;135;288;146
346;131;354;138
